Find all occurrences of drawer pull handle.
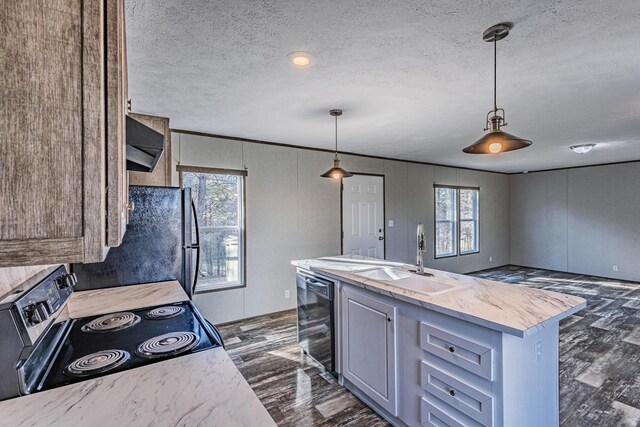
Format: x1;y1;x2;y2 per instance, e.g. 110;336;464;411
450;389;456;397
448;346;456;353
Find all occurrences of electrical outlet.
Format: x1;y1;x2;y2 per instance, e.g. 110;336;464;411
613;265;619;272
535;339;542;362
284;290;290;299
489;256;493;262
388;220;394;227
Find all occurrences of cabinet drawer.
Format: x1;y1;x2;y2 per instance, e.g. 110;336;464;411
421;362;493;426
420;321;493;381
421;396;483;427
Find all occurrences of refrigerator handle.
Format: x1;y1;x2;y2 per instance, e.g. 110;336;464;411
191;198;201;296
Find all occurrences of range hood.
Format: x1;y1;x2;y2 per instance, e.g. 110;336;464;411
126;116;164;172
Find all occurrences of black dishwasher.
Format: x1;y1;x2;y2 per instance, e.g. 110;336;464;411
296;270;335;374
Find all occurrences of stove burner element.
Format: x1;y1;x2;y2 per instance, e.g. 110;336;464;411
64;350;130;377
145;306;185;319
136;332;199;359
81;312;140;333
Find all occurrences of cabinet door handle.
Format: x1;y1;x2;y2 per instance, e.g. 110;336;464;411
387;317;391;322
448;346;456;353
449;389;456;397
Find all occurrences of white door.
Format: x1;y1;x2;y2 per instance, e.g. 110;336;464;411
342;174;384;258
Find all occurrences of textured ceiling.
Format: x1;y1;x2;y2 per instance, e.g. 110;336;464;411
125;0;640;173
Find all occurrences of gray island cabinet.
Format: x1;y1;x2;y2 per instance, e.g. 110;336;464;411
292;256;586;427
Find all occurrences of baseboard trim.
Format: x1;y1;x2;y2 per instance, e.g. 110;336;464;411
473;264;639;284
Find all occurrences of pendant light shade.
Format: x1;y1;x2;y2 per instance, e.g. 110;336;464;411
463;23;532;155
321;109;353;180
320;155;353;179
463;116;532;154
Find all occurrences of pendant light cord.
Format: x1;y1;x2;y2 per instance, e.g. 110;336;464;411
493;38;497;112
335;114;338;154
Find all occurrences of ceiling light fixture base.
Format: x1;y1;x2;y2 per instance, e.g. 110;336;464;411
570;144;596;154
329;109;343;117
482;23;511;42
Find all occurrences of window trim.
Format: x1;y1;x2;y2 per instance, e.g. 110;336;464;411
458;188;479;256
434;186;458;258
433;184;480;259
178;165;247;293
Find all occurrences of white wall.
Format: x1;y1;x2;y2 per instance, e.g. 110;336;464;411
172;132;511;324
510;162;640;281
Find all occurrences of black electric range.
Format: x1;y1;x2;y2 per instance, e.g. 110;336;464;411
41;301;221;391
0;265;222;401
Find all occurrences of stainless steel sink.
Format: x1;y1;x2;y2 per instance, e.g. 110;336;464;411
352;267;471;296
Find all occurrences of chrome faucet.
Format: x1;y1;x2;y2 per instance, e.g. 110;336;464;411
416;223;426;275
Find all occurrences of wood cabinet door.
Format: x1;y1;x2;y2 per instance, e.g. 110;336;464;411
105;0;128;247
341;286;397;415
0;0;109;266
0;0;86;266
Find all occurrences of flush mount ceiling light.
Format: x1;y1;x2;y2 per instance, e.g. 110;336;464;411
570;144;596;154
463;23;532;155
287;51;314;68
321;109;353;180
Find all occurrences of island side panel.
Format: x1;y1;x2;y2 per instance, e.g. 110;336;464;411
501;325;560;427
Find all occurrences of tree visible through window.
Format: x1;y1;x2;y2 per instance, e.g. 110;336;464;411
180;168;245;291
435;187;457;257
459;189;479;254
435;186;479;258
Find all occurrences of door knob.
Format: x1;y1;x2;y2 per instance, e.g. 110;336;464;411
378;236;384;240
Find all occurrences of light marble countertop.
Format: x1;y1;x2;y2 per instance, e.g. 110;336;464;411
0;282;276;427
67;280;188;318
292;255;586;337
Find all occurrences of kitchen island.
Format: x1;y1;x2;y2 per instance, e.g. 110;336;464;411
292;255;586;427
0;281;275;427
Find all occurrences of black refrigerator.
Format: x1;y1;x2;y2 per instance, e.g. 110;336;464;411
72;185;200;299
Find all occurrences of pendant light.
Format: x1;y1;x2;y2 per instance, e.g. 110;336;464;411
463;23;532;154
321;109;353;179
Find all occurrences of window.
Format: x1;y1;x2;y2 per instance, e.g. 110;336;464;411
435;187;457;257
434;186;479;258
459;189;479;254
179;167;246;292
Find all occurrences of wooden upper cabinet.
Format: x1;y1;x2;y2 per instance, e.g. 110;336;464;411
105;0;129;247
0;0;128;267
128;113;172;187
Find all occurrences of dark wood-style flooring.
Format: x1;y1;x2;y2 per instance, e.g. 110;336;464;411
217;266;640;427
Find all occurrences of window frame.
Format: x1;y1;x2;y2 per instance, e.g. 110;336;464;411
434;186;458;258
433;185;480;259
178;165;247;293
458;188;480;255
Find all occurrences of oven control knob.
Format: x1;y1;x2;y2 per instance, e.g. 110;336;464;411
56;273;77;290
35;301;50;320
24;301;51;325
24;304;43;325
